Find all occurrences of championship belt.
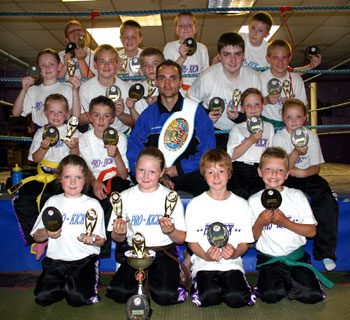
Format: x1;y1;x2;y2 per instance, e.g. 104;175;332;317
247;115;264;134
305;45;320;60
129;57;141;74
42;126;60;146
291;127;309;148
261;189;282;210
267;78;282;95
208;97;225;116
27;64;41;80
158;98;198;168
78;35;86;48
183;37;197;56
129;83;145;101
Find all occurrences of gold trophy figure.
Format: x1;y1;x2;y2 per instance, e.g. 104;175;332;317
282;80;291;99
64;116;79;141
67;58;76;77
129;57;141;75
230;89;241;113
159;191;178;223
143;79;157;101
80;208;98;242
110;191;123;220
119;53;128;75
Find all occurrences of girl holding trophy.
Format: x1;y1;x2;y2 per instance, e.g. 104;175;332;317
31;155;106;307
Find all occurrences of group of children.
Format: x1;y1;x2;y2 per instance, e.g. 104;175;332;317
9;9;338;311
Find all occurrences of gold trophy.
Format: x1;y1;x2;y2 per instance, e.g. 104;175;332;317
119;52;128;75
110;191;124;220
230;89;241;113
67;58;76;77
125;232;155;320
64;116;79;141
80;208;98;241
143;79;157;101
78;34;85;48
158;191;178;223
129;57;141;75
282;79;291;99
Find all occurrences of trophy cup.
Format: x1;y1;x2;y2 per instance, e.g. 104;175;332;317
125;232;156;320
158;191;178;223
143;79;157;101
78;34;86;48
27;64;41;80
305;45;320;60
229;89;241;113
65;42;77;57
207;222;229;248
267;78;282;95
80;208;98;242
106;85;121;103
261;189;282;210
208;97;225;116
282;80;291;99
183;37;197;56
129;83;145;101
129;57;141;75
247;115;264;134
67;58;76;77
64;116;79;141
42;126;60;146
42;206;63;232
103;127;119;145
119;53;129;75
291;127;309;148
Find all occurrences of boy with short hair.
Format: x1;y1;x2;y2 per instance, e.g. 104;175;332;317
118;20;143;77
185;148;255;308
227;88;274;199
248;147;331;304
164;11;209;90
272;99;338;271
125;47;164;122
260;39;307;127
79;44;134;133
79;95;130;257
188;32;261;149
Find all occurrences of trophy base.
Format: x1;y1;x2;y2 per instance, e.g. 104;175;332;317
126;294;151;320
79;233;96;242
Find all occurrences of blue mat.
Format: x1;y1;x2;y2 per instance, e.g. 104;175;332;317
1;196;349;272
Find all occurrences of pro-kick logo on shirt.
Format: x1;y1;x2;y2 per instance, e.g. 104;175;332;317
60;212;85;225
197;223;240;235
91;157;113;169
35;101;43;111
263;215;297;230
241;137;268;147
131;214;160;226
181;64;199;74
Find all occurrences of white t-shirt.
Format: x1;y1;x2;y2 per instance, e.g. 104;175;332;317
28;124;80;162
79;76;131;133
248;187;317;256
188;63;261;131
272;128;324;169
118;48;143;78
31;193;106;261
107;184;186;247
163;40;209;86
241;33;269;70
79;129;129;180
260;69;307;121
227;121;274;164
22;82;73;127
59;48;97;81
185;192;254;278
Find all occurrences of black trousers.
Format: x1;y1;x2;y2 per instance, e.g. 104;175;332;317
191;270;254;308
227;162;265;200
106;248;186;306
284;174;338;261
256;253;324;304
34;255;100;307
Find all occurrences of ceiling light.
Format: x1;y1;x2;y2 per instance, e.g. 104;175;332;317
208;0;255;15
87;28;123;47
239;25;280;42
119;14;162;27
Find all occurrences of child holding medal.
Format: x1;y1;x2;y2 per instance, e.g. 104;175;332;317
31;155;106;307
185;149;255;308
106;147;187;306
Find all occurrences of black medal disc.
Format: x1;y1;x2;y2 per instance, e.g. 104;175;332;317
27;64;41;80
65;42;77;56
183;37;197;56
42;126;60;146
126;294;150;320
106;85;121;103
129;57;141;74
129;83;145;101
267;78;282;95
207;222;229;248
247;116;264;134
305;45;320;60
291;127;309;148
208;97;225;113
42;206;63;232
78;35;86;48
103;127;119;145
261;189;282;210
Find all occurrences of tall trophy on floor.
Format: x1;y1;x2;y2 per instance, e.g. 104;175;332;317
125;232;156;320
